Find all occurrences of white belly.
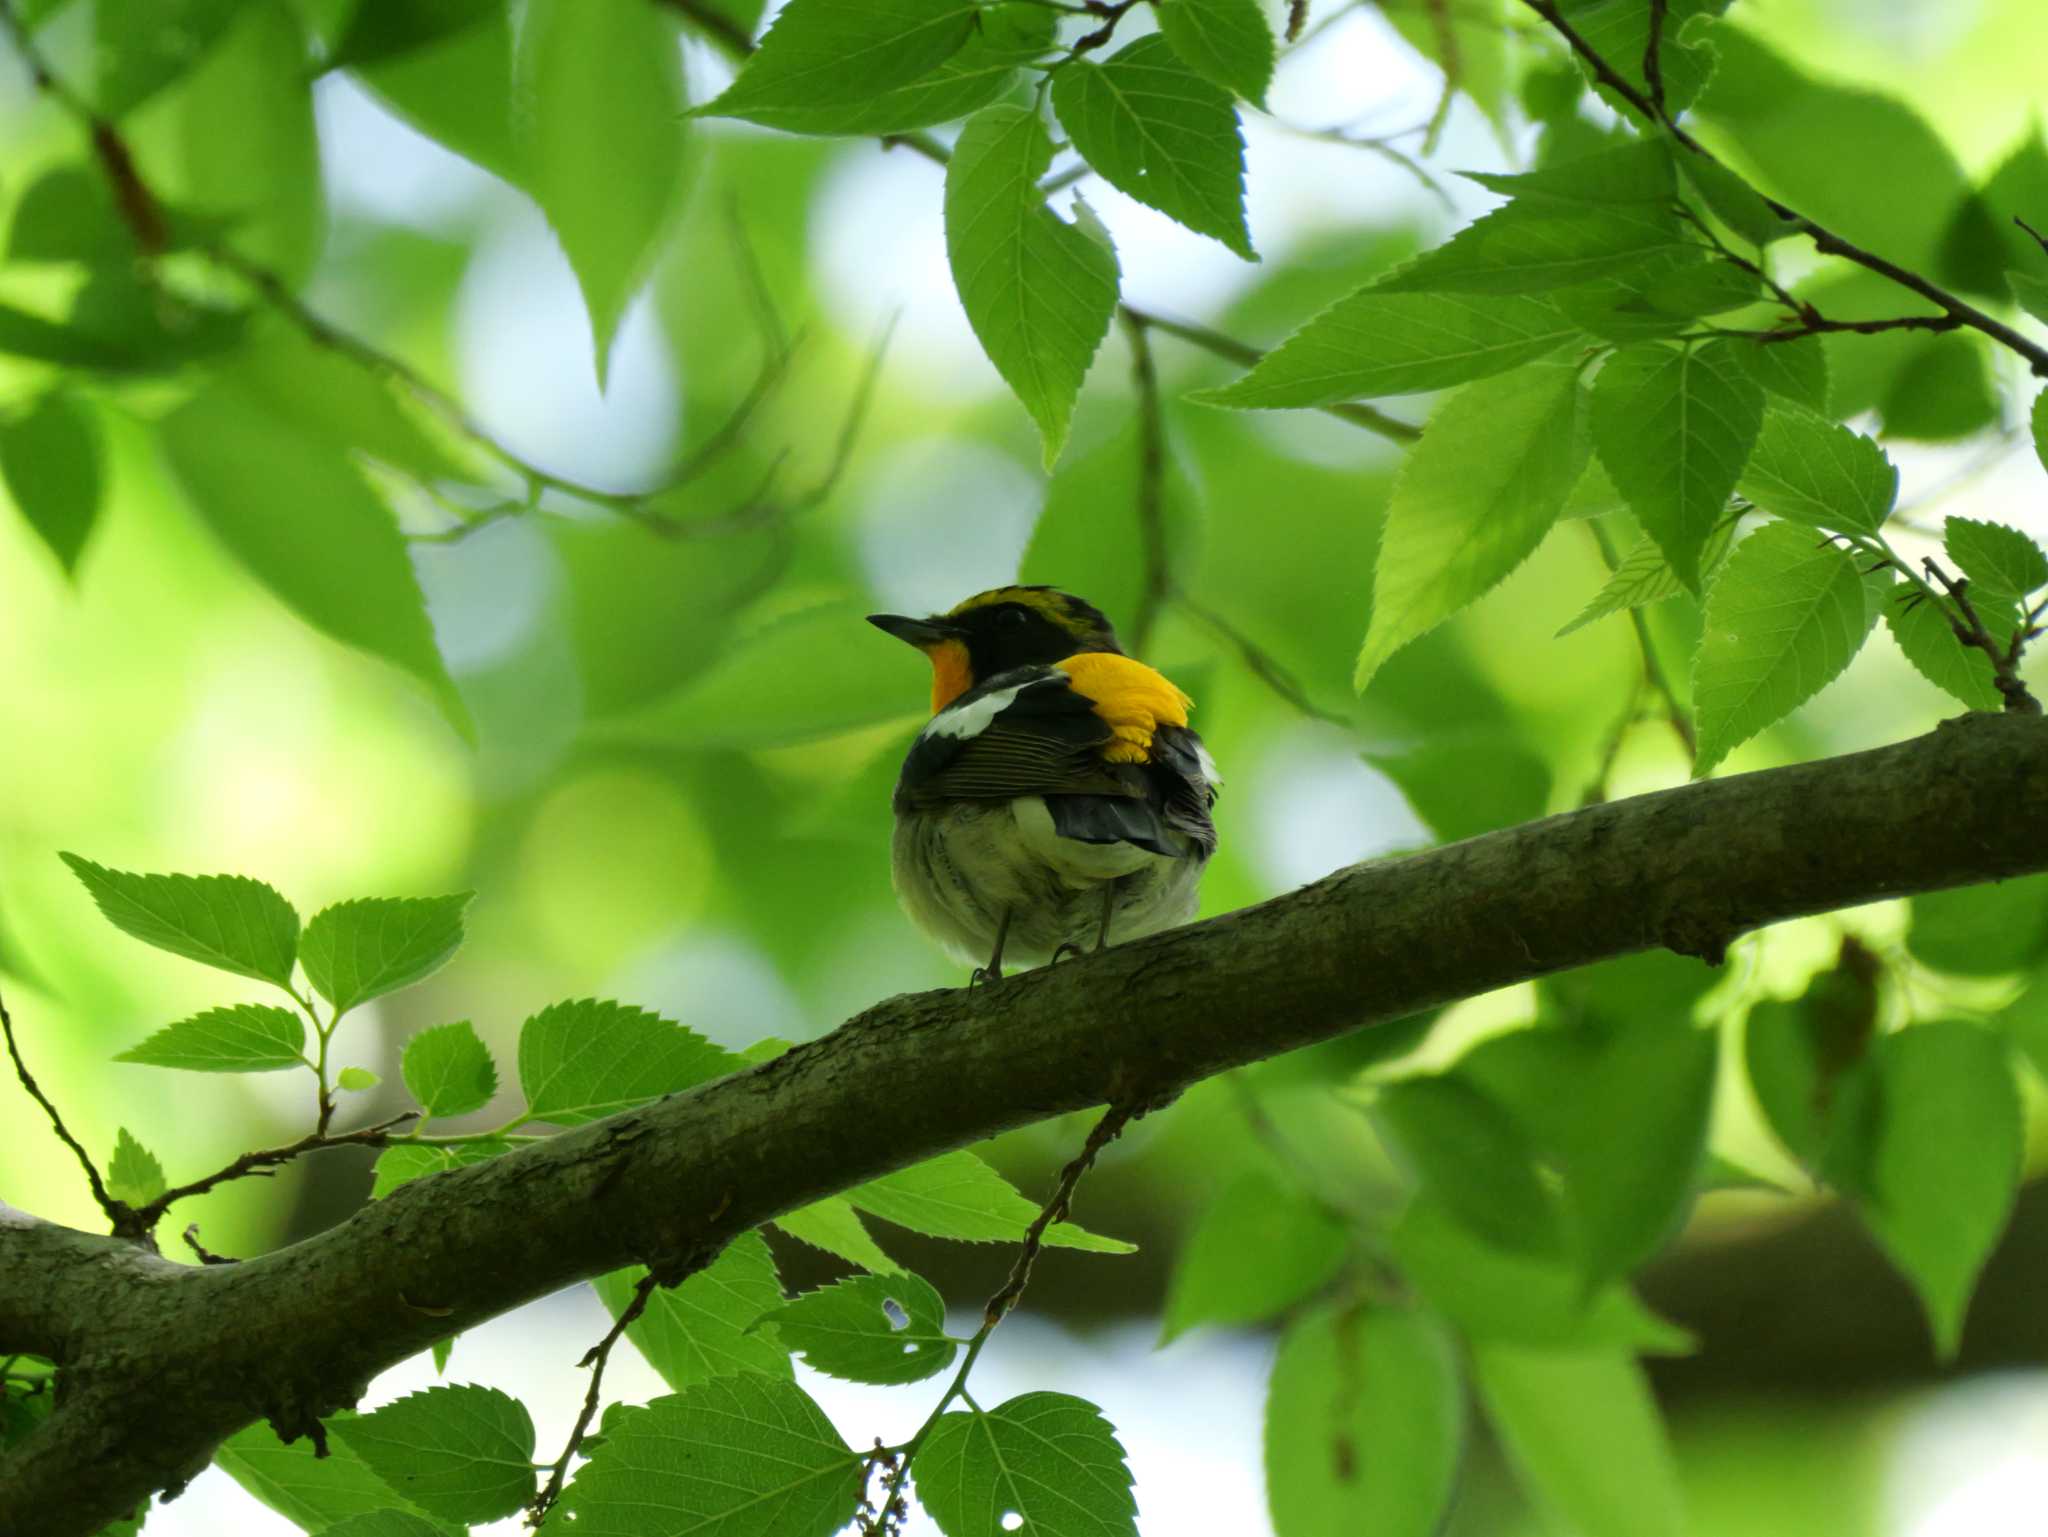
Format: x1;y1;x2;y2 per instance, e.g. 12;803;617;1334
892;797;1205;967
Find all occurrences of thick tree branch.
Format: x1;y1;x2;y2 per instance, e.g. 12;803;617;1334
5;715;2048;1534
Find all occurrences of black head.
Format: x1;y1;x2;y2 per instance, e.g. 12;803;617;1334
867;586;1123;710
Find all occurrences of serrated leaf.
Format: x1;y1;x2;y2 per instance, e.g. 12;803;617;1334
762;1271;957;1385
61;854;300;987
332;1385;536;1524
1563;0;1727;118
313;1513;454;1537
1555;248;1760;344
593;1232;792;1389
1735;401;1898;535
1355;361;1588;689
370;1138;511;1200
107;1128;166;1207
1691;521;1871;774
518;0;688;381
1155;0;1273;107
1264;1304;1461;1537
1196;290;1580;409
1159;1170;1348;1344
916;1393;1138;1537
215;1416;449;1532
560;1376;861;1537
301;895;472;1015
1471;1345;1685;1537
772;1197;901;1273
1837;1023;2023;1358
1727;335;1829;413
1883;583;2003;711
724;4;1053;136
945;104;1121;467
402;1021;498;1118
1591;342;1763;593
517;998;739;1126
847;1149;1133;1253
1051;36;1252;258
1909;876;2048;977
0;394;102;577
116;1004;307;1073
1462;136;1678;207
1677;153;1786;245
1557;519;1736;637
159;358;468;736
93;0;241;116
1374;199;1691;295
1943;516;2048;602
698;0;980;117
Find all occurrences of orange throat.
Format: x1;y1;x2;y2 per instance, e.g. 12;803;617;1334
926;639;973;714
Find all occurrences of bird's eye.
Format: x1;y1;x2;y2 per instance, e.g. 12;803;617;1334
997;608;1027;628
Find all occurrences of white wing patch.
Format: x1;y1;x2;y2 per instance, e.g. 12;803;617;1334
1192;740;1222;786
922;680;1029;741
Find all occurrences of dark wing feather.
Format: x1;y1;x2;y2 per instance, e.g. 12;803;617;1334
895;668;1132;810
1149;723;1219;854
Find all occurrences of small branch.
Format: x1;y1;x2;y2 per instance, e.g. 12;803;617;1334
130;1113;420;1231
1519;0;2048;378
1920;558;2041;715
1176;593;1354;728
0;984;125;1232
1119;311;1171;658
528;1268;667;1527
1587;520;1696;755
652;0;756;57
1286;0;1309;43
1736;313;1965;345
2017;216;2048;260
1420;0;1460;157
180;1226;235;1266
1643;0;1670;119
1072;0;1139;55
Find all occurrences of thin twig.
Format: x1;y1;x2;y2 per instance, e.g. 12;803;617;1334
130;1113;420;1230
1120;310;1171;657
0;982;124;1230
1419;0;1460;157
528;1268;667;1526
1920;558;2041;714
1177;594;1354;729
864;1105;1135;1534
180;1225;235;1265
1587;520;1695;754
652;0;756;57
1519;0;2048;378
1643;0;1669;118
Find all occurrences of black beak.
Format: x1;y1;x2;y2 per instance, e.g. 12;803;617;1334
867;613;963;647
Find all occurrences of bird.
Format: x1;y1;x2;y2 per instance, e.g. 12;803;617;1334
867;586;1219;982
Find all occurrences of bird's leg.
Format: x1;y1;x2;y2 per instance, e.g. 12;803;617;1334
1093;882;1116;951
970;908;1012;987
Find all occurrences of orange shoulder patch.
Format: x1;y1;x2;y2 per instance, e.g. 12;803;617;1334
1055;654;1193;763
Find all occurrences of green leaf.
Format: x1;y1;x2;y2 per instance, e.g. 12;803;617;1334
61;853;300;987
1263;1304;1462;1537
1735;402;1897;536
762;1271;957;1384
1691;521;1871;775
370;1138;511;1200
332;1385;536;1524
1840;1023;2023;1358
339;1066;381;1092
159;360;468;737
1677;153;1786;246
215;1416;450;1533
847;1149;1134;1253
107;1128;166;1207
517;0;689;380
0;394;102;577
401;1021;498;1118
1374;199;1691;295
325;0;500;71
116;1005;307;1073
1555;249;1762;344
592;1232;792;1390
517;998;739;1126
1883;583;2003;712
351;4;522;186
916;1393;1138;1537
1943;516;2048;602
2014;273;2048;328
722;4;1053;136
1471;1345;1685;1537
1354;361;1588;689
1743;968;1877;1174
1050;37;1253;259
1557;519;1736;637
301;895;472;1015
1908;876;2048;976
561;1376;862;1537
93;0;241;116
1158;1170;1348;1344
1390;1200;1691;1352
1590;342;1763;593
1373;1076;1558;1254
945;104;1121;467
1369;732;1553;843
312;1514;454;1537
1727;335;1830;413
698;0;981;118
1461;136;1679;207
1155;0;1274;107
2034;389;2048;473
1195;291;1580;409
772;1197;901;1273
1558;0;1728;118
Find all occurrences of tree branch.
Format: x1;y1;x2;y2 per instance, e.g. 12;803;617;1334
6;716;2048;1534
0;987;122;1230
